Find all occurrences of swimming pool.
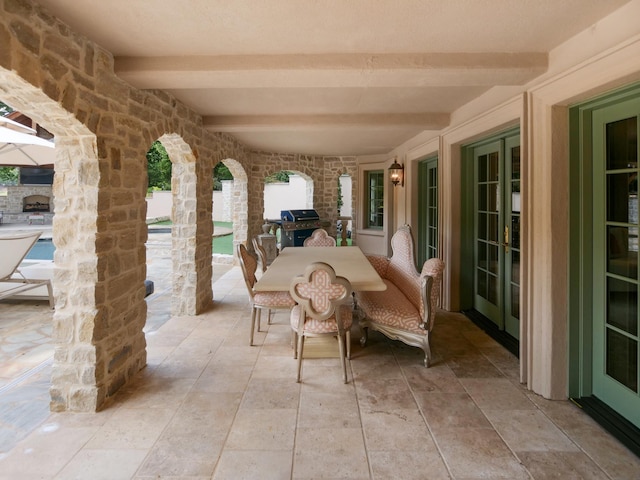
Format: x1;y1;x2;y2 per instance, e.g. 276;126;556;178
26;238;55;260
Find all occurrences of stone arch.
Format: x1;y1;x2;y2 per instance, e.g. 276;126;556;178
157;133;205;316
0;70;102;412
218;158;248;254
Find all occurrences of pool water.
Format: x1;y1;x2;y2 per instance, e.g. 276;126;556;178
26;239;55;260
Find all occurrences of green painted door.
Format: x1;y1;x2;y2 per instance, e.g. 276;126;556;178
472;134;521;339
418;156;438;267
592;98;640;426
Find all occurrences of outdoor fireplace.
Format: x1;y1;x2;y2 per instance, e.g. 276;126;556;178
23;195;51;212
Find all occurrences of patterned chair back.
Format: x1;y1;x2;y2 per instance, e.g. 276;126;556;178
236;243;258;293
290;262;351;321
303;228;336;247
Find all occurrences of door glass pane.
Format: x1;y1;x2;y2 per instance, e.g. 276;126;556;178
511;284;520;319
606;328;638;393
607;226;638;279
488;244;498;275
606;117;638;171
511;215;520;250
512;250;520;282
477;240;487;269
607;173;638;224
488;213;499;243
607;277;638;336
489;152;499;182
488;274;498;305
478;212;487;240
478;154;487;182
478;184;488;211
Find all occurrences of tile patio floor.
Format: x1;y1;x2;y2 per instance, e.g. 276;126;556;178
0;232;639;478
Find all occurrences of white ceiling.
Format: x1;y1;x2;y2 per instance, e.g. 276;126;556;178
36;0;631;156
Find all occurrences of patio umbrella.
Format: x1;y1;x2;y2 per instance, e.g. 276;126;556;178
0;125;55;166
0;116;36;133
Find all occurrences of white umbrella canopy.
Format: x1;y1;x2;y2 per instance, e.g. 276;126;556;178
0;116;36;133
0;125;55;166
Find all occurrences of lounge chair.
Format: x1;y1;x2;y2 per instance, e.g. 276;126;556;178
0;231;54;308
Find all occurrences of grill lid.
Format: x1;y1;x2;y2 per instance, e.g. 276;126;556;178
280;209;320;222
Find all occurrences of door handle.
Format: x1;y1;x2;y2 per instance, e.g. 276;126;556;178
502;225;509;253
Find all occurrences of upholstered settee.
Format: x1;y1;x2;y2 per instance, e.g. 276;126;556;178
356;225;444;367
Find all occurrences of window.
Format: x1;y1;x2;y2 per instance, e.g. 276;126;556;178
366;170;384;229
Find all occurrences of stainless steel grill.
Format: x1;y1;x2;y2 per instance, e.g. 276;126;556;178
280;209;321;248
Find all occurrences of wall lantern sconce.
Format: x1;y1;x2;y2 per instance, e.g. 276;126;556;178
389;158;404;187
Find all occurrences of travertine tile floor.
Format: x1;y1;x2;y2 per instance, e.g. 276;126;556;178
1;257;640;478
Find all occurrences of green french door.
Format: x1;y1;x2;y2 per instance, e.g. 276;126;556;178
472;133;521;339
591;98;640;427
418;156;438;267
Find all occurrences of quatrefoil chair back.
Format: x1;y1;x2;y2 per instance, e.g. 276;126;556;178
289;262;353;383
303;228;336;247
236;243;295;345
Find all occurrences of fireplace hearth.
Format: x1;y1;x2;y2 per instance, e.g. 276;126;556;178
23;195;50;213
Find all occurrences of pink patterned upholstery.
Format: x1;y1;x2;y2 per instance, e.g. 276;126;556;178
290;304;353;333
289;262;353;383
356;225;445;367
237;243;295;346
303;228;336;247
254;291;296;307
365;254;390;278
357;280;423;334
293;269;347;314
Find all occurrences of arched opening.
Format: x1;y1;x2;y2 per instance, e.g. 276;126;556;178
215;158;248;263
144;140;173;331
1;68;102;416
156;133;204;316
212;160;235;259
338;173;353;245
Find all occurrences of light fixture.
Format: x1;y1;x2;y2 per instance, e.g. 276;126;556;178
389;158;404;187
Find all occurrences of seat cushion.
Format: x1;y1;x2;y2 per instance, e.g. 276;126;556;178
357;279;424;335
253;291;296;308
290;304;353;333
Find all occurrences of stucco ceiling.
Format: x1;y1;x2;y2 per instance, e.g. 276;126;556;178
36;0;631;156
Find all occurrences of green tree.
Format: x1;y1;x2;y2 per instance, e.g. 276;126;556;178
213;162;233;190
0;101;14;116
0;166;19;185
265;170;291;183
146;141;171;191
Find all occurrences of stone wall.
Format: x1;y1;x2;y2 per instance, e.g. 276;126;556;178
0;0;359;413
248;152;357;241
0;184;54;216
0;0;251;411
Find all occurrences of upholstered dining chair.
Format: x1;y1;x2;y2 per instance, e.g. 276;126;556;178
303;228;336;247
289;262;353;383
251;236;268;273
236;243;295;345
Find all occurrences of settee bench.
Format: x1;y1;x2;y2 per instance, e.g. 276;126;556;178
356;225;444;367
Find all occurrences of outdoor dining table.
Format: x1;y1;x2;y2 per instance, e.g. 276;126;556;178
254;245;387;293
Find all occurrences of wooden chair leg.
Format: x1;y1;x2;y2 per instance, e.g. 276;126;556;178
337;333;348;383
296;335;305;382
250;307;257;346
346;330;351;359
292;330;298;359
